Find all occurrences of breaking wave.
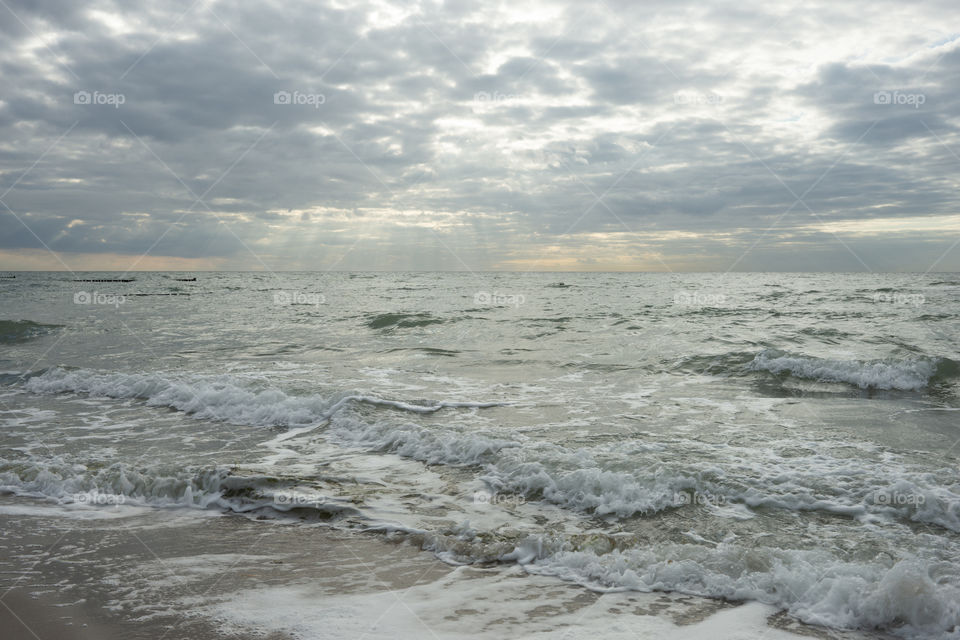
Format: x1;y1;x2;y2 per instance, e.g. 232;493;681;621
23;366;505;428
748;349;959;391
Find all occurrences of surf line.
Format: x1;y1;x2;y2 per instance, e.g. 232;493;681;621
269;395;509;444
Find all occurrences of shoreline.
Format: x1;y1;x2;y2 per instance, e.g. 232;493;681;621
0;496;886;640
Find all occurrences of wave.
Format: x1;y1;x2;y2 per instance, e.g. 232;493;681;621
13;367;960;637
0;457;361;520
22;367;960;531
383;518;960;638
748;349;959;391
368;522;960;637
0;319;62;343
23;367;506;429
332;405;960;534
512;543;960;639
19;369;685;518
4;445;959;638
797;327;855;340
5;449;957;638
8;450;956;638
382;347;460;357
367;312;444;329
480;451;960;532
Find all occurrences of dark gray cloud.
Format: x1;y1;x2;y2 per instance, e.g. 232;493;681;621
0;0;958;271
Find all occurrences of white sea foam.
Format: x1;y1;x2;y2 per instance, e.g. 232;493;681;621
14;365;960;637
516;544;960;639
0;456;362;520
0;502;152;520
23;367;506;428
327;412;517;466
19;367;960;532
195;567;817;640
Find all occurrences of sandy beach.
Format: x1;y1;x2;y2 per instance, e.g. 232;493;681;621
0;494;886;640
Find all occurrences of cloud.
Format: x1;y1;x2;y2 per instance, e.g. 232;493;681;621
0;0;958;271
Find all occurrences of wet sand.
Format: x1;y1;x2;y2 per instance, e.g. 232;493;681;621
0;496;882;639
1;589;121;640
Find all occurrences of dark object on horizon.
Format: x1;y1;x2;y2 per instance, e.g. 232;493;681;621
74;279;135;283
174;277;197;281
0;275;14;279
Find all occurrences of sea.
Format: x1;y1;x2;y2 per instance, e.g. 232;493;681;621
1;271;958;639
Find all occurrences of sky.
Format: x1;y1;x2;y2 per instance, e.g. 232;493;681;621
0;0;958;272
